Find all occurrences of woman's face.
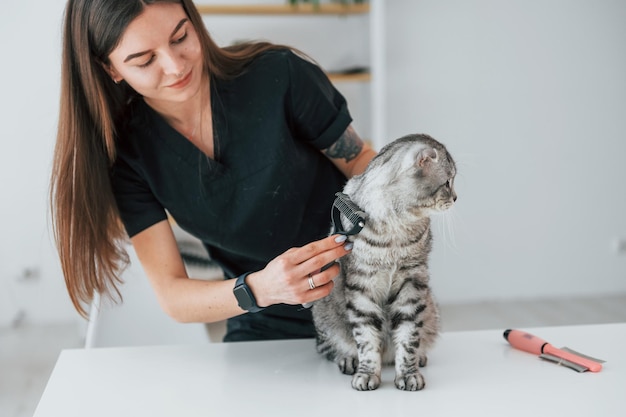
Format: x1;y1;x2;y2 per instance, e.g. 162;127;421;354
105;2;204;105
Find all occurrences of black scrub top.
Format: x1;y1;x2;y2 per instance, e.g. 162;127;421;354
110;49;352;341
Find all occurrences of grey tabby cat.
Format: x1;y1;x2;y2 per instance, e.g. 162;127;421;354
312;134;457;391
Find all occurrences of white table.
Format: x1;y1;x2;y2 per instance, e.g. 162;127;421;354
34;323;625;417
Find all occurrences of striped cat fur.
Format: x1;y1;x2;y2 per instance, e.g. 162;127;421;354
312;134;457;391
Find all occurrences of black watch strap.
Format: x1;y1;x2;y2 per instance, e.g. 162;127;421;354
233;272;264;313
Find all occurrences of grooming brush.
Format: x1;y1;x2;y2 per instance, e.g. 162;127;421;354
331;192;367;236
302;192;367;309
503;329;605;373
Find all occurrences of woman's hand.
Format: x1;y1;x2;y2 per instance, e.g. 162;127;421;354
245;234;352;308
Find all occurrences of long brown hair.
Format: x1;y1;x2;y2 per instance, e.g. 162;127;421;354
51;0;292;317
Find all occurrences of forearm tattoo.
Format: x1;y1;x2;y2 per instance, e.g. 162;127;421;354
325;125;363;162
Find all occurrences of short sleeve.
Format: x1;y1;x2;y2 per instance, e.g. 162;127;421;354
110;156;167;238
285;51;353;150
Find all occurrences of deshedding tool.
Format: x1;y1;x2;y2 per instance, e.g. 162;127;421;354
331;192;366;236
503;329;605;373
301;192;367;309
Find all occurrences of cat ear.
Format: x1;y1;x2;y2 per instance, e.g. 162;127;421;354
417;148;438;167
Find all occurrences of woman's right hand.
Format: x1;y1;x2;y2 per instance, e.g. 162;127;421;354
245;234;352;308
131;220;353;322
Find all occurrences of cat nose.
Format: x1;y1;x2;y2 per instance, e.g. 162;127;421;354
453;194;457;202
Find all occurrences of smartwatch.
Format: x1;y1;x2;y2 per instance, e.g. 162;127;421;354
233;272;264;313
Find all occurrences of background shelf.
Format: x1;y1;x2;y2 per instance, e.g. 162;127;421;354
198;1;385;149
196;4;370;15
327;72;371;83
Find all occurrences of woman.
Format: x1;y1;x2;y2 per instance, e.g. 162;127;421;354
50;0;376;341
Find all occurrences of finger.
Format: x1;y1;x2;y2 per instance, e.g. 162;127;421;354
303;280;335;304
289;234;348;265
306;262;340;289
296;242;350;279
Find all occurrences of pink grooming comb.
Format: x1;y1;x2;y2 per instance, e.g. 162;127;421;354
503;329;605;373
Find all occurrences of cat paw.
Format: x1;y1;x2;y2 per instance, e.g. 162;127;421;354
418;355;428;367
394;372;425;391
337;357;358;375
351;372;381;391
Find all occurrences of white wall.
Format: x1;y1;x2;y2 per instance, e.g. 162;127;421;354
386;0;626;302
0;0;74;326
1;0;624;326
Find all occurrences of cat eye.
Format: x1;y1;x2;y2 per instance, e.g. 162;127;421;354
445;179;452;188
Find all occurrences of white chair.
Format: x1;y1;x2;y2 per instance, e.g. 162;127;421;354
84;239;226;348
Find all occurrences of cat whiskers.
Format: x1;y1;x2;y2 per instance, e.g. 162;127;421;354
432;208;459;256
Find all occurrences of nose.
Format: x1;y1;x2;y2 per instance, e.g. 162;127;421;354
161;49;186;76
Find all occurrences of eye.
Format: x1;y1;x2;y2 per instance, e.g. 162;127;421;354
172;31;188;45
138;55;155;68
445;179;452;188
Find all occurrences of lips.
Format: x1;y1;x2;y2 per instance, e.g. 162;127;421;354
169;71;192;89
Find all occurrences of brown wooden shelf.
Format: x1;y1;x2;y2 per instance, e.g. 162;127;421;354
327;72;371;83
196;3;369;16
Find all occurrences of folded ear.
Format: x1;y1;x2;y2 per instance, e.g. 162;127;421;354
417;148;438;167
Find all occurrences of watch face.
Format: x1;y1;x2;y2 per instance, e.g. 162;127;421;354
234;285;254;310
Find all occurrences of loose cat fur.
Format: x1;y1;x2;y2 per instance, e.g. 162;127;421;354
312;134;457;391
